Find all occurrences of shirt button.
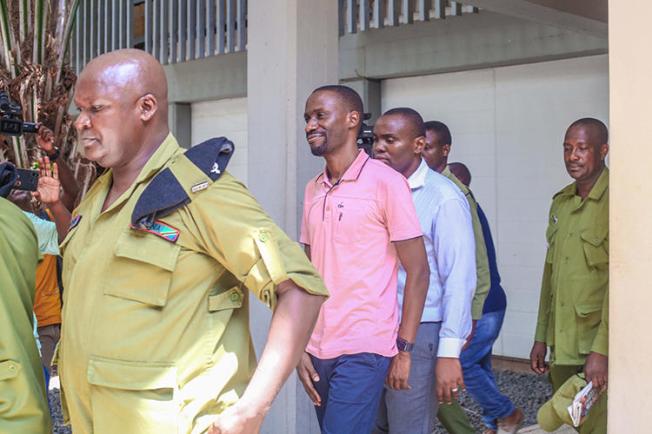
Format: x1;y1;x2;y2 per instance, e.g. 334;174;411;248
258;232;269;242
326;206;331;211
230;292;241;303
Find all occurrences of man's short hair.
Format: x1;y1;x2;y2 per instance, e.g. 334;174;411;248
567;117;609;145
424;120;452;146
448;162;472;187
382;107;425;137
312;85;364;114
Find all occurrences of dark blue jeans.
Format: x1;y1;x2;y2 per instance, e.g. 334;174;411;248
460;309;515;430
311;352;391;434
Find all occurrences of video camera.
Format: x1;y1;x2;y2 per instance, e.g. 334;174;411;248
357;112;374;156
0;91;38;136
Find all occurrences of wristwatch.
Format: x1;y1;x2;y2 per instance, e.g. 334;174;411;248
396;336;414;353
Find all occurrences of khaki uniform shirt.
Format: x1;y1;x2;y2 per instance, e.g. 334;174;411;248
58;134;328;434
442;166;491;319
535;168;609;365
0;198;51;433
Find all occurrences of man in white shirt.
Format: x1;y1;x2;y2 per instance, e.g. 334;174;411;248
372;108;477;434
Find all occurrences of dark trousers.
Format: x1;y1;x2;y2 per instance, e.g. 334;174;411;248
311;352;391;434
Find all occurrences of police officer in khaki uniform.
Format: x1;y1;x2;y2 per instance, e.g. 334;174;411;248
49;49;328;434
0;163;51;434
530;118;609;433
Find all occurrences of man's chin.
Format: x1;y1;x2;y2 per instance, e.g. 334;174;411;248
310;144;327;157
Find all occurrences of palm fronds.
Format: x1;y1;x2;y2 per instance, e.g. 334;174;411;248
0;0;93;192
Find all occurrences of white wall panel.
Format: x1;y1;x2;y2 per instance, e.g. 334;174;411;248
382;55;608;358
191;97;248;184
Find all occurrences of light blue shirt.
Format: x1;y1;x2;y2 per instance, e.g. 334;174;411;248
397;159;476;358
23;212;60;256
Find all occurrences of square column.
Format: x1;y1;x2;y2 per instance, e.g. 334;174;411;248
247;2;338;433
609;0;652;430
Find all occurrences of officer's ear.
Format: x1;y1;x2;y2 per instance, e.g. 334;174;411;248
442;143;451;158
137;93;159;122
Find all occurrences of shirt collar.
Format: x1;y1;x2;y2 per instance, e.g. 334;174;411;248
99;133;181;215
587;167;609;201
317;150;370;186
407;158;429;190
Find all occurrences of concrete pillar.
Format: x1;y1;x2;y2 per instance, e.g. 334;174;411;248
247;2;338;433
168;103;191;148
345;78;382;123
608;1;652;431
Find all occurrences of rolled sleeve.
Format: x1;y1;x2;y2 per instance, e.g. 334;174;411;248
192;175;329;309
433;198;475;358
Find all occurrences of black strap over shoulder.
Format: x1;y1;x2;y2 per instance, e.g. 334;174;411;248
131;137;234;229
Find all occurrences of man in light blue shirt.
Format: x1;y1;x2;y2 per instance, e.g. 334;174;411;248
372;108;477;434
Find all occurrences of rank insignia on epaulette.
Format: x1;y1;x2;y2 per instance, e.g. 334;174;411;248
132;219;180;243
69;214;82;231
191;181;209;193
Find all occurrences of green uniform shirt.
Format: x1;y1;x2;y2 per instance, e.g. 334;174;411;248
58;134;328;434
0;198;51;433
442;166;491;320
535;168;609;365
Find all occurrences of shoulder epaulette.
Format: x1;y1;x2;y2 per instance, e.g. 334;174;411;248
131;137;234;230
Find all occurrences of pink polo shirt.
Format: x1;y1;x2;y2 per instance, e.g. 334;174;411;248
300;150;422;359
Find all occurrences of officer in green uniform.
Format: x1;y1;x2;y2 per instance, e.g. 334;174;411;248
422;121;491;434
530;118;609;433
50;49;328;434
0;163;52;434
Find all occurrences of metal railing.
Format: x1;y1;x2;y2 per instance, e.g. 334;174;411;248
339;0;478;34
70;0;247;73
70;0;477;73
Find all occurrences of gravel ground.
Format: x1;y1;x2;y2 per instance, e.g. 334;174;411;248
50;369;551;433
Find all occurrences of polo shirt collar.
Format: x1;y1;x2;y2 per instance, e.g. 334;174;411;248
407;159;428;190
318;150;370;186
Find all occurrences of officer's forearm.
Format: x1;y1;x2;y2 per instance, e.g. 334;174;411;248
237;280;325;416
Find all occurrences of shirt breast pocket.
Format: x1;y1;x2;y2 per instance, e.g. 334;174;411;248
580;230;609;270
104;231;181;307
333;200;376;244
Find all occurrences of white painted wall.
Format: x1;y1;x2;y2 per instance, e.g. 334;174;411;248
382;55;609;358
191;97;249;184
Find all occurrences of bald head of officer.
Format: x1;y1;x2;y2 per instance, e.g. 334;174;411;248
73;49;169;206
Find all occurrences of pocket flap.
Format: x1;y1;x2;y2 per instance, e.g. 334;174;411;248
208;286;244;312
575;303;603;317
87;357;177;391
115;232;180;272
0;360;20;381
580;230;607;247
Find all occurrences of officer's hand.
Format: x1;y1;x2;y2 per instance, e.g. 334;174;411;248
584;352;608;391
33;156;61;206
208;403;263;434
296;352;322;406
530;341;548;375
386;351;411;390
435;357;464;405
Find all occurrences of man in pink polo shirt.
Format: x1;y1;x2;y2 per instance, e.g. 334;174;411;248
297;85;430;434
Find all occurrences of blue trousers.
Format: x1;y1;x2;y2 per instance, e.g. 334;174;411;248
311;352;391;434
460;309;515;430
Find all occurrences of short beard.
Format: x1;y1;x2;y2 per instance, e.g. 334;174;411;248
310;143;328;156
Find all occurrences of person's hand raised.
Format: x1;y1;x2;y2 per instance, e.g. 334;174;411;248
33;156;61;206
36;124;56;154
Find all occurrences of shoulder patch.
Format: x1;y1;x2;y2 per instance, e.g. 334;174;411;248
131;137;235;229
